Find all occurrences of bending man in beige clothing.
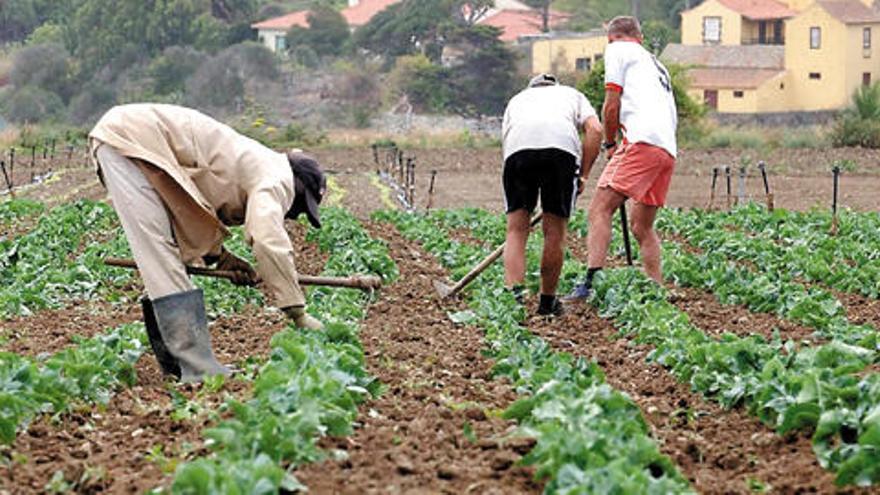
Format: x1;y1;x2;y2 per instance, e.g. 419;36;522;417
90;103;325;382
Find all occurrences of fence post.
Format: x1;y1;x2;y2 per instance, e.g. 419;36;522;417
426;170;437;210
707;167;718;210
724;166;732;210
830;165;840;235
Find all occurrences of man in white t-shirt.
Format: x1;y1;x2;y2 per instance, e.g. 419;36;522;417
501;73;602;316
566;16;678;301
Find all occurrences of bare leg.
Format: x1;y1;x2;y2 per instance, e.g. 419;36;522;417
540;213;567;295
503;209;531;287
587;187;628;269
629;202;662;282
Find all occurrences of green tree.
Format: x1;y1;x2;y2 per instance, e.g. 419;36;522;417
148;46;207;95
9;43;74;102
2;86;66;123
286;5;351;57
355;0;457;63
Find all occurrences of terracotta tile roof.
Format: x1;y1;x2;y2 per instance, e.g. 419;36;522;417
478;8;569;42
252;10;309;30
715;0;797;20
662;43;785;69
342;0;400;27
817;0;880;24
686;67;785;89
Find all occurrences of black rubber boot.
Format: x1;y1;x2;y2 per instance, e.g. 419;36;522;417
142;297;181;378
537;294;563;317
151;288;229;383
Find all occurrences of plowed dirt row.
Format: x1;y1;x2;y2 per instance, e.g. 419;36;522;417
1;302;141;357
295;221;539;495
0;224;326;493
527;303;853;494
440;227;844;493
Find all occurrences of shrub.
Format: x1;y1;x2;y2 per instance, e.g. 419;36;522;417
9;43;73;102
832;83;880;148
2;86;65;123
148;46;206;96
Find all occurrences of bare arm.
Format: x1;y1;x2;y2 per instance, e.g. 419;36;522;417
603;89;622;158
581;115;602;181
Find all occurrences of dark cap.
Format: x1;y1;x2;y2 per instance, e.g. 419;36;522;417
287;151;326;229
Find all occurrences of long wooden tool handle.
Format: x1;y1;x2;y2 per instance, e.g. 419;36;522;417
445;212;543;298
103;258;382;290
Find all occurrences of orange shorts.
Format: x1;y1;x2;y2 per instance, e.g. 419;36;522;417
597;142;675;207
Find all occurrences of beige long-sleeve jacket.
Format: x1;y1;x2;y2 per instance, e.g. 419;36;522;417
90;103;305;308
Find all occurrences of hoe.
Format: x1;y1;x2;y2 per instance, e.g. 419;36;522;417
433;207;635;300
104;258;383;291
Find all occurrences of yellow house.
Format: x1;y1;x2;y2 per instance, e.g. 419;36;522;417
529;31;607;75
784;1;880;110
681;0;796;46
672;0;880;113
663;44;789;112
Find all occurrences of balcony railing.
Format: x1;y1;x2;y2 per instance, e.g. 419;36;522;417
742;37;785;46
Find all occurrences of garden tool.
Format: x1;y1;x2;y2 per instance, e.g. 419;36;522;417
433;212;543;299
104;258;383;291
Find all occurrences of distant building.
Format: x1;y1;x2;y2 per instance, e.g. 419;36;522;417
528;31;607;75
253;11;309;52
478;7;570;43
252;0;400;53
253;0;566;54
670;0;880;113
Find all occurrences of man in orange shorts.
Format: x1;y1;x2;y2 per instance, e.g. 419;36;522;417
565;15;678;301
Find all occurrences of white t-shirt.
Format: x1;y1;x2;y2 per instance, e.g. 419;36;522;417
604;41;678;157
502;85;597;166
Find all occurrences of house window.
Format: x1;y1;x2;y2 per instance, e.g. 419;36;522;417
703;17;722;44
594;54;603;63
575;57;591;72
864;28;872;49
864;73;872;86
810;27;821;49
733;90;744;98
275;36;287;52
809;72;821;80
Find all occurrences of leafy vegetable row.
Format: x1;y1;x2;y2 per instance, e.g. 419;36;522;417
170;207;397;493
658;206;879;298
0;323;146;444
0;198;44;230
376;209;693;494
0;200;132;318
591;268;880;486
720;204;880;256
661;242;878;350
0;199;267;319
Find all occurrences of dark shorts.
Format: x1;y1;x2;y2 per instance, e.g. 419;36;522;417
503;148;578;218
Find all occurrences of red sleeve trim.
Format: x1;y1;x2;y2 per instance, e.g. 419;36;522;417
605;83;623;93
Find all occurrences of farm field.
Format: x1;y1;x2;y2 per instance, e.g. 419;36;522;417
0;145;879;494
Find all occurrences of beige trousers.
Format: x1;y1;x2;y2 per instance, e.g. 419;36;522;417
97;144;194;299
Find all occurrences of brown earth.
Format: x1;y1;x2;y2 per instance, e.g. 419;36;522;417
527;302;863;495
295;221;539;494
0;302;141;357
311;146;880;212
0;223;327;494
2;144;878;493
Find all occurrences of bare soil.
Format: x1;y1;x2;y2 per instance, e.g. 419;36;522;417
0;223;327;493
527;302;865;495
2;144;878;493
295;221;539;494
